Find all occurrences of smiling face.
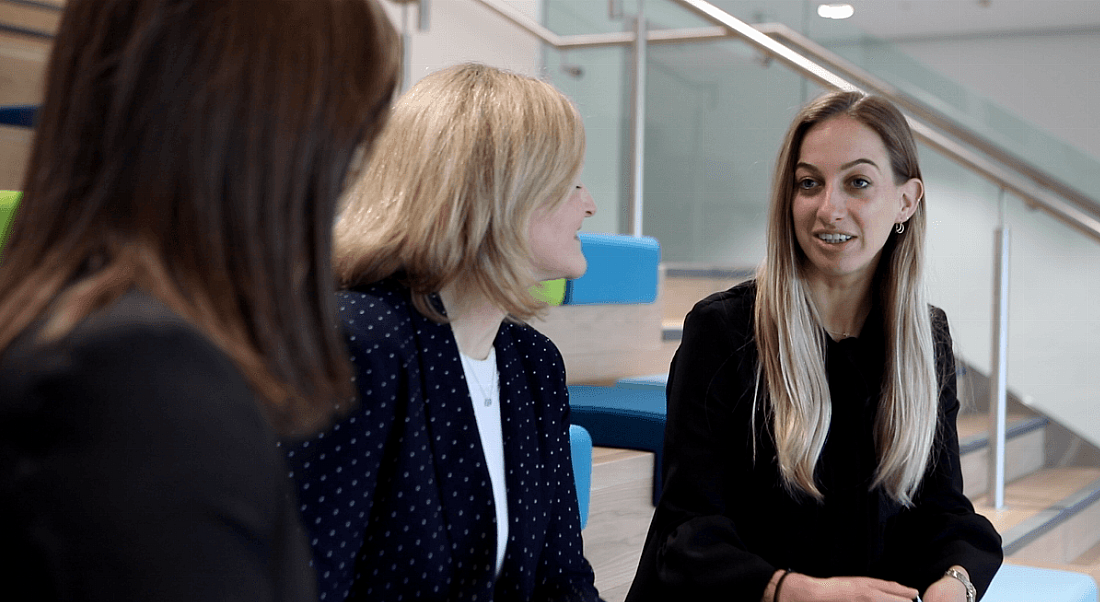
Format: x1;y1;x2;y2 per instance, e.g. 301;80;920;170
528;182;597;282
791;116;922;289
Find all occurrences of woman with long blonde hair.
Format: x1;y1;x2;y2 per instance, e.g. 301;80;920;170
626;91;1001;602
286;63;602;602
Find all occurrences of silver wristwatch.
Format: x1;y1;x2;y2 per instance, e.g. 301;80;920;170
944;568;976;602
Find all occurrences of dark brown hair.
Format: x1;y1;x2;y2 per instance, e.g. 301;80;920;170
0;0;400;436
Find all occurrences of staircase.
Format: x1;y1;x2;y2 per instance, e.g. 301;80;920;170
579;269;1100;602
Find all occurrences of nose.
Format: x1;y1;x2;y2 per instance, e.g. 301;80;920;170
578;185;597;217
818;182;845;222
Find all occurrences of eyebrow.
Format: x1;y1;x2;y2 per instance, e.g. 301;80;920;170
796;158;880;172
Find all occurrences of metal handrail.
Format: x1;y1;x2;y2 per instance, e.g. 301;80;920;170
666;0;1100;244
467;0;1100;245
755;22;1100;227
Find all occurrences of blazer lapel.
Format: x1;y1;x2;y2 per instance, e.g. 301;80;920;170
409;306;498;595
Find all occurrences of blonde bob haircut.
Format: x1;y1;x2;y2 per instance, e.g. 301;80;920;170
755;90;938;507
334;62;586;322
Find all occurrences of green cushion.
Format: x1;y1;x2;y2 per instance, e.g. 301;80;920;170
0;191;21;252
530;278;566;306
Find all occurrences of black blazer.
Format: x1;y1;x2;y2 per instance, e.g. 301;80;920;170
626;281;1002;602
0;292;316;601
285;279;601;602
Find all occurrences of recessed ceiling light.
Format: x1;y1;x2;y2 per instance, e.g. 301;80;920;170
817;3;855;19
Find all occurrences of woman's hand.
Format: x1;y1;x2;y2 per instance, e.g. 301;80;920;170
768;571;919;602
922;566;970;602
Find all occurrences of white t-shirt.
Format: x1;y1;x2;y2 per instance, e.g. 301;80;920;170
459;346;508;577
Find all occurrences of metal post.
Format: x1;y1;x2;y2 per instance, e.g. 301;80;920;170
628;1;647;237
401;4;413;93
419;0;431;30
989;192;1010;510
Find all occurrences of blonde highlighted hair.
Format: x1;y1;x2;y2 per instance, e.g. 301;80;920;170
334;62;586;321
755;91;938;506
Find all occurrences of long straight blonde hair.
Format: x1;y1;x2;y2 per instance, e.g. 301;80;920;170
334;63;585;322
755;91;938;506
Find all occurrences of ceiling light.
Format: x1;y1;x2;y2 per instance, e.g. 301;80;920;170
817;3;855;19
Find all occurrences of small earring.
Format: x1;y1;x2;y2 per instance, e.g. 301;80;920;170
895;222;905;234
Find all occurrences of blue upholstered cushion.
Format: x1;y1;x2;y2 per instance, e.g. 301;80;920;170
563;233;660;305
568;385;666;506
615;373;669;391
984;564;1097;602
568;424;592;530
0;105;36;128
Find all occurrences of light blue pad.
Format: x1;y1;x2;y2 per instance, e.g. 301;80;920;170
568;385;667;506
983;564;1097;602
563;233;660;305
569;424;592;530
615;373;669;391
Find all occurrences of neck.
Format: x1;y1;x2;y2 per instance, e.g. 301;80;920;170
439;282;507;360
805;273;873;340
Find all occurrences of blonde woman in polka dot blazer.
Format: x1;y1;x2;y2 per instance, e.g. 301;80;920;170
284;63;603;602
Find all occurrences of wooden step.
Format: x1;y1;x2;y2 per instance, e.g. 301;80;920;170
974;467;1100;565
583;447;655;602
958;413;1048;498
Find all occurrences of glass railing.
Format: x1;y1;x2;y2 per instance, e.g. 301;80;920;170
537;0;1100;458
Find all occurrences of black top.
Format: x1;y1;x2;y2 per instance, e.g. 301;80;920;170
285;279;601;602
0;292;316;601
626;281;1002;602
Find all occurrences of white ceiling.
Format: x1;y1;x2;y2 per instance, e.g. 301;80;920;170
841;0;1100;41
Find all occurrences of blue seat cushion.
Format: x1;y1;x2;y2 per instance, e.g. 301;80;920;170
568;424;592;530
568;385;666;505
615;373;669;391
564;233;660;305
983;564;1097;602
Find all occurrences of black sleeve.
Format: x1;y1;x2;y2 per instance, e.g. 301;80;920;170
634;291;777;601
886;309;1003;598
0;319;314;602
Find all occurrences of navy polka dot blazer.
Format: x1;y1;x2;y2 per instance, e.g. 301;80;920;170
285;279;602;602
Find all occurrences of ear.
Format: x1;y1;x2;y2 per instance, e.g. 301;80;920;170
896;178;923;224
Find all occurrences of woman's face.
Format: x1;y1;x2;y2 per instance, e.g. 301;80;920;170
791;116;921;287
528;182;597;282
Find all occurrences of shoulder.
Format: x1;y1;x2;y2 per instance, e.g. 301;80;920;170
682;279;756;342
337;280;421;359
928;304;953;345
500;320;566;378
0;289;281;495
3;292;254;414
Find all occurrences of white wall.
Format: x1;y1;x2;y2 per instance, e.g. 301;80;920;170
380;0;543;86
894;30;1100;161
887;31;1100;447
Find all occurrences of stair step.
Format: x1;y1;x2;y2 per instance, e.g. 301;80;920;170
975;467;1100;564
584;447;655;602
958;414;1048;498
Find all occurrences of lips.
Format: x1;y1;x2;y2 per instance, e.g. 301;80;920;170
817;232;854;243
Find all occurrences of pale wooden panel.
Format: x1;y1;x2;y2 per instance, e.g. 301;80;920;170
0;31;50;106
1013;500;1100;564
0;2;60;34
531;300;674;385
0;124;32;190
584;448;655;602
974;467;1100;534
961;426;1045;499
662;274;748;323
